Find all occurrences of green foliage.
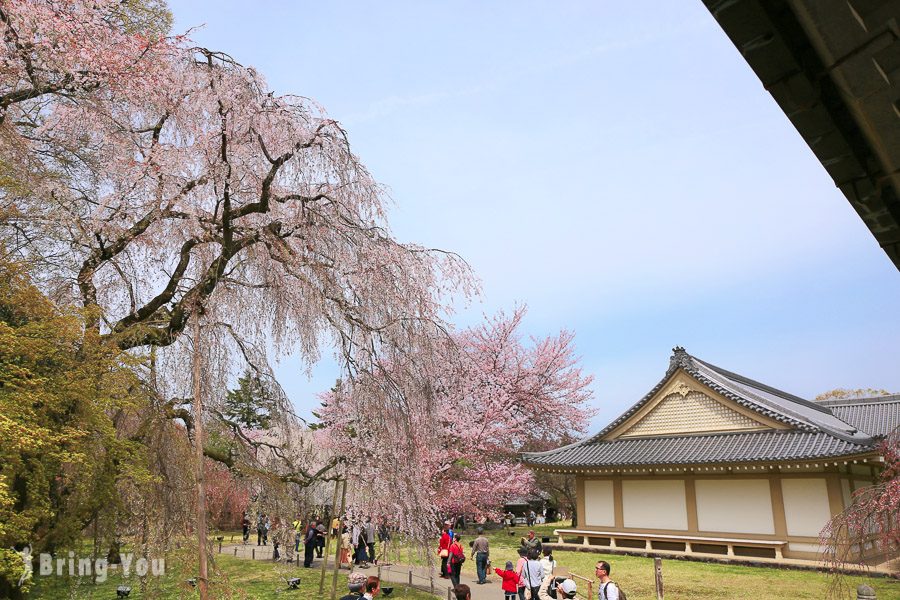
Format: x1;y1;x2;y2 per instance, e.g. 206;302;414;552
112;0;174;39
0;258;150;597
814;388;894;402
222;372;276;431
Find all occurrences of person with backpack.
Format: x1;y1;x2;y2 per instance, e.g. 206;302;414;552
447;533;465;587
494;560;518;600
596;560;623;600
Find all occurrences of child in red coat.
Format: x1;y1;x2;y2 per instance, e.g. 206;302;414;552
494;560;519;600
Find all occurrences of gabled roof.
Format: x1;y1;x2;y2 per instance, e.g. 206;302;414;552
522;348;883;469
818;395;900;439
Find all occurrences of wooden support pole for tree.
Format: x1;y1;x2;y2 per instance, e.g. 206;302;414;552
654;557;664;600
329;479;348;600
319;479;341;595
192;313;209;600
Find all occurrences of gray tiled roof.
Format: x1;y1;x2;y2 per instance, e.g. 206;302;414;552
522;430;872;468
522;348;883;469
819;395;900;439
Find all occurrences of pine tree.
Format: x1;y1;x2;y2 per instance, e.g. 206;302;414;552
222;373;276;430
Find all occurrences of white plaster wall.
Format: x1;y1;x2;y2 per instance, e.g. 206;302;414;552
781;478;832;537
788;542;823;554
583;480;615;527
622;480;687;530
695;479;775;535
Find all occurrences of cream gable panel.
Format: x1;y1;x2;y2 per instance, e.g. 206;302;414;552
620;390;766;437
607;370;786;440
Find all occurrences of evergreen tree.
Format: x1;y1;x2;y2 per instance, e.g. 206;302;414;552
222;373;276;430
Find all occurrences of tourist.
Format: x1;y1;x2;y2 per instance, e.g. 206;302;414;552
363;575;380;599
378;518;391;545
263;515;271;545
521;530;542;555
494;560;519;600
331;514;341;537
596;560;619;600
241;513;250;544
471;527;490;584
292;514;303;553
340;526;352;569
257;513;266;546
438;524;451;578
514;547;528;600
352;521;363;565
540;547;555;577
521;548;544;599
339;571;368;600
537;574;577;600
355;521;370;567
303;520;317;568
447;533;465;587
364;516;376;565
316;521;327;558
452;583;471;600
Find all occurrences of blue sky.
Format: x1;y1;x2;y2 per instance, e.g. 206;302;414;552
170;1;900;432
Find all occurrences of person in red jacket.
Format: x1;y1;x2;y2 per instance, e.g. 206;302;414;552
494;560;518;600
438;524;451;579
447;534;465;587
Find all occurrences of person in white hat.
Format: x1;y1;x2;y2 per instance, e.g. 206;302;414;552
537;573;577;599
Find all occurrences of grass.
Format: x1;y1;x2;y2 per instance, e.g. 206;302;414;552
398;522;900;600
27;549;438;599
25;522;900;599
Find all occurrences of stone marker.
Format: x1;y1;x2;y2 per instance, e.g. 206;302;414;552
857;584;876;600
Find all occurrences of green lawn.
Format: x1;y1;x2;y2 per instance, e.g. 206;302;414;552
402;522;900;600
27;551;437;599
25;523;899;599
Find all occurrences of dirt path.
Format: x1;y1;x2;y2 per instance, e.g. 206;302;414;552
218;542;500;599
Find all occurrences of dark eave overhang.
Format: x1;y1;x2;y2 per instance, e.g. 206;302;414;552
525;450;883;474
703;0;900;270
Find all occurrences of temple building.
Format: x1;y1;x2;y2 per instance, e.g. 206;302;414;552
522;348;899;566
